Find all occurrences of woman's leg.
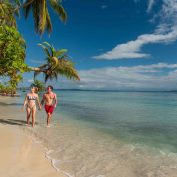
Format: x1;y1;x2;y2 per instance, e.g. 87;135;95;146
26;107;31;126
31;106;36;127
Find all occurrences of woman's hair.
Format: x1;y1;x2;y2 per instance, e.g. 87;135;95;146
30;84;38;93
30;84;36;89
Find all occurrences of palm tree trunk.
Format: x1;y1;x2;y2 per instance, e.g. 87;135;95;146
29;67;41;72
28;63;48;72
29;67;47;72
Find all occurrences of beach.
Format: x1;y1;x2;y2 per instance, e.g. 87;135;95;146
0;96;64;177
0;125;67;177
2;91;177;177
2;0;177;176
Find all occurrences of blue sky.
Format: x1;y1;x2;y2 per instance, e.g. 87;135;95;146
16;0;177;90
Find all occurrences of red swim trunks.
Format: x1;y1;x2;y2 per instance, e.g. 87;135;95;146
45;105;55;114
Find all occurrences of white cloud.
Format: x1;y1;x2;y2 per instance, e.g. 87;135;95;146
20;63;177;91
147;0;155;12
80;63;177;90
94;0;177;60
27;79;34;83
53;63;177;91
93;30;177;60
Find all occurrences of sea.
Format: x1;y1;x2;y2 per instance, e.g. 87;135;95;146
18;90;177;177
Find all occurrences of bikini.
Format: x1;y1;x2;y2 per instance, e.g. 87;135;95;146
27;95;37;110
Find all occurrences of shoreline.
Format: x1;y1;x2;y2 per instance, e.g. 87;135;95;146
0;96;65;177
0;124;66;177
2;95;177;176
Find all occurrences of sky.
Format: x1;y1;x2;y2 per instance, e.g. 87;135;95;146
16;0;177;90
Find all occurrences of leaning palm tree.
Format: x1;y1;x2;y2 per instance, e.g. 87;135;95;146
30;42;80;82
21;0;67;34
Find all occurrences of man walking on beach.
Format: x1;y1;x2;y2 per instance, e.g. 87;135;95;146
41;85;57;127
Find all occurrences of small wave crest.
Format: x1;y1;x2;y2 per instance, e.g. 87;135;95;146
45;149;74;177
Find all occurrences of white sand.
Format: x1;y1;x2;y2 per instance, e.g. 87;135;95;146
0;124;66;177
0;96;65;177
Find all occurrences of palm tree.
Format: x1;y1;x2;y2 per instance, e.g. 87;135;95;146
21;0;67;34
30;42;80;82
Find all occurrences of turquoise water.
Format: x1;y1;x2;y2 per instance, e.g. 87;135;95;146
56;91;177;152
19;91;177;177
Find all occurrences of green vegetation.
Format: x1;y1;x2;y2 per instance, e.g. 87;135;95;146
32;42;80;82
0;25;29;90
17;0;67;34
0;0;19;27
0;82;18;95
0;0;80;96
33;80;45;92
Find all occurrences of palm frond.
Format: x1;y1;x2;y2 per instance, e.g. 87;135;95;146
38;43;51;57
16;0;66;34
54;49;67;57
43;41;55;57
46;8;52;33
49;0;67;22
13;0;21;16
42;58;80;82
0;1;17;27
56;59;80;80
32;42;80;82
32;0;40;33
39;0;46;34
44;73;49;83
23;0;32;18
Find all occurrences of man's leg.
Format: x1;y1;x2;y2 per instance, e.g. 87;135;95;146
47;105;55;126
45;105;50;126
47;113;51;126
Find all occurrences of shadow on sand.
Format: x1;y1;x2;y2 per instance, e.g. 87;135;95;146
0;102;23;106
0;119;39;126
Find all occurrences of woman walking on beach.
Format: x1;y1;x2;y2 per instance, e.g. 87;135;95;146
23;85;42;127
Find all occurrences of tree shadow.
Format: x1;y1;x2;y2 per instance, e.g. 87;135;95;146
0;119;38;126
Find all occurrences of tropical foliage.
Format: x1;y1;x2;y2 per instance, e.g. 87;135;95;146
0;0;20;27
21;0;67;34
0;82;17;95
0;25;29;89
0;0;79;95
1;0;67;34
33;79;45;92
31;42;80;82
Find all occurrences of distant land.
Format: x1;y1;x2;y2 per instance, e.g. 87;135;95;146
17;87;177;93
